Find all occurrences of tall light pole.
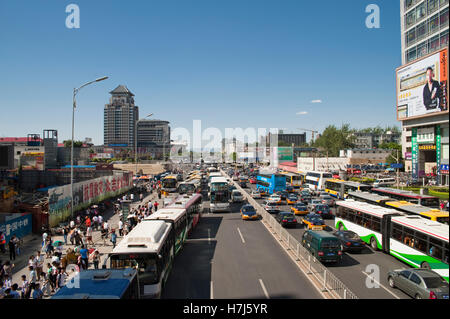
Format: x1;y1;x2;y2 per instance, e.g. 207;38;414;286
135;113;153;175
71;76;108;220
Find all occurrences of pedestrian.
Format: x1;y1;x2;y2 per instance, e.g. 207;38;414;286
79;245;89;270
140;193;143;201
85;216;91;229
29;266;37;286
8;236;16;261
12;236;20;257
28;255;36;270
157;189;161;199
20;275;30;299
92;250;100;269
110;230;117;248
69;229;75;245
98;215;103;225
440;201;445;211
69;219;75;229
92;215;99;231
2;261;14;288
86;226;94;246
31;283;43;299
35;251;44;281
154;201;159;212
42;231;48;248
130;193;134;201
56;268;67;290
0;232;6;254
0;281;6;299
118;219;124;237
9;283;20;299
62;226;68;245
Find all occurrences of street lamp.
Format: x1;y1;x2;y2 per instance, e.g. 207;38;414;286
135;113;153;175
71;76;109;220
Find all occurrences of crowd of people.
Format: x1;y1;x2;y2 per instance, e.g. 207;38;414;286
0;181;163;299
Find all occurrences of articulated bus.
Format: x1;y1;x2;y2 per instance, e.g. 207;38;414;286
280;172;302;189
166;193;203;231
209;176;230;213
336;200;449;282
256;173;286;195
304;171;333;192
108;220;175;298
347;191;393;206
324;179;372;199
145;208;189;256
370;187;440;209
52;268;139;299
384;201;449;225
161;175;178;193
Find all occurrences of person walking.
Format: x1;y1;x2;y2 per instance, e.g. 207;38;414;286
3;261;14;288
92;250;100;270
35;251;44;281
29;266;37;287
0;232;6;254
79;245;89;270
56;268;67;290
63;226;69;245
31;283;43;299
110;230;117;249
86;226;94;247
8;236;16;261
20;275;30;299
92;215;99;231
118;219;124;237
154;201;159;212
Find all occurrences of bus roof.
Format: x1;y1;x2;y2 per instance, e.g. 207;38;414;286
210;176;228;184
372;187;438;199
52;268;137;299
326;178;345;183
391;215;449;242
348;191;393;203
386;201;449;217
163;175;178;180
112;220;171;254
280;172;299;177
168;193;202;209
145;207;186;223
343;181;371;188
337;199;402;218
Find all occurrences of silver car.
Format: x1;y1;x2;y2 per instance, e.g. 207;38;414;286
307;199;323;211
387;268;449;299
319;195;335;207
251;190;262;199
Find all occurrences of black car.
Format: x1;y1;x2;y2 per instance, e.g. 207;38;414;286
275;212;298;228
312;204;333;219
239;181;247;188
276;191;289;200
332;230;366;252
300;195;312;205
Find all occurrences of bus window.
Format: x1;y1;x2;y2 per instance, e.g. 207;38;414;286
429;237;444;261
403;228;415;247
437;217;449;225
370;217;381;233
413;232;428;254
392;224;403;242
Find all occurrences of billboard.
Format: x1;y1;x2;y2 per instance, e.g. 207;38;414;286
90;153;113;159
396;48;448;120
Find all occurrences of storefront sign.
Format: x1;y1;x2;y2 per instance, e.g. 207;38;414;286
411;128;418;180
418;144;436;150
436;126;441;183
404;152;412;160
0;214;32;243
440;164;449;175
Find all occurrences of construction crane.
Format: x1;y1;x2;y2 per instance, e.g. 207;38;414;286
297;128;319;142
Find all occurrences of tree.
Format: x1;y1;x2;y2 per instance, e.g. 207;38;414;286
313;124;355;157
63;140;83;148
379;142;404;167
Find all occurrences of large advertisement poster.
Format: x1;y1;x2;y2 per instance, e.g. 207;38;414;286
411;128;418;180
396;48;448;120
47;171;133;227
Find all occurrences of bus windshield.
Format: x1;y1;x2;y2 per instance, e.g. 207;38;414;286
179;184;194;193
110;254;159;285
421;198;440;208
163;178;177;188
437;217;449;225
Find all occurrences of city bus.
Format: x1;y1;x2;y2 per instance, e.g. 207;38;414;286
280;172;302;189
166;193;203;231
256;173;286;195
108;220;175;298
384;201;449;225
347;191;393;206
304;171;333;193
207;172;222;186
161;175;178;193
177;179;201;195
145;207;189;255
324;179;372;199
335;200;449;282
370;187;440;209
209;176;230;213
51;268;139;299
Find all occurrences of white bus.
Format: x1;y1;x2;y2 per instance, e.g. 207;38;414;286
107;220;175;299
304;171;333;193
145;208;189;255
336;200;449;282
209;176;230;213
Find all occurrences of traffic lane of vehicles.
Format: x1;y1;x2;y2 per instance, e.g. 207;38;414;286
244;184;411;299
210;201;323;299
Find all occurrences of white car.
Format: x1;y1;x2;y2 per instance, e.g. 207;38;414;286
231;190;244;203
267;195;282;204
251;190;262;199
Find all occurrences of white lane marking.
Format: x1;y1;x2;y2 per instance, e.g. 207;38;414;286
210;281;214;299
361;271;401;299
237;227;245;244
259;279;270;299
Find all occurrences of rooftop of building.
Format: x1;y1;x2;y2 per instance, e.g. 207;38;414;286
109;85;134;96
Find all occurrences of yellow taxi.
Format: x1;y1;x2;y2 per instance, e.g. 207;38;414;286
240;204;259;220
286;194;299;205
291;203;309;215
267;195;283;205
302;214;327;230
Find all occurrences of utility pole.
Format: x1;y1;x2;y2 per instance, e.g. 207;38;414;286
388;148;400;189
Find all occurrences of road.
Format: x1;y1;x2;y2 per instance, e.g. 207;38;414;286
242;182;412;299
162;197;323;299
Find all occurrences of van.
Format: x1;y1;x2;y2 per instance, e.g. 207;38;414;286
373;178;396;187
301;230;343;263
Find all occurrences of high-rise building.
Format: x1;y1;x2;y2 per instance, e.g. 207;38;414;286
136;119;170;159
398;0;449;185
103;85;139;147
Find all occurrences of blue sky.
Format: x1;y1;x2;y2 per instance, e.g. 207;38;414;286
0;0;402;145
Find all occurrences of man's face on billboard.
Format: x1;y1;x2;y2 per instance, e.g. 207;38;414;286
427;69;434;82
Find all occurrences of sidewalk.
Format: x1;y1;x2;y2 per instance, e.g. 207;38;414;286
6;189;167;297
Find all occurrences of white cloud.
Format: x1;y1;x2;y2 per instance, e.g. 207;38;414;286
311;100;322;103
296;111;308;115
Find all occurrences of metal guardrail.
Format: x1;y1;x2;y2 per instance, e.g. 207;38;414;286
223;169;358;299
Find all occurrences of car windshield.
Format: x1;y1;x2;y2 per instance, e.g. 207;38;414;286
295;205;306;209
321;239;340;248
233;191;242;196
267;202;277;206
423;277;449;288
315;205;330;212
242;206;255;213
343;232;360;240
281;213;294;219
